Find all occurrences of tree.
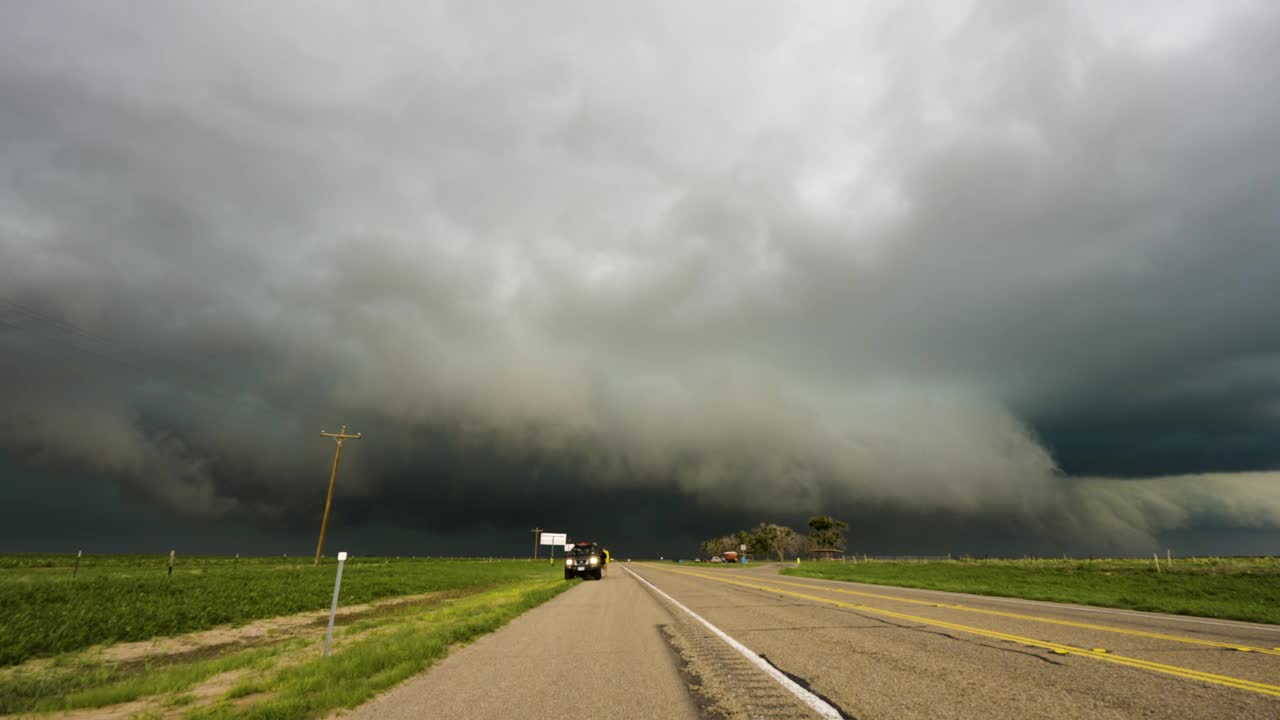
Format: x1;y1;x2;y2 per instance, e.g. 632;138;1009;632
750;522;803;562
807;515;848;553
700;534;738;559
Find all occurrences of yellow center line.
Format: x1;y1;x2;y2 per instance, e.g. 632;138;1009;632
644;565;1280;698
714;572;1280;656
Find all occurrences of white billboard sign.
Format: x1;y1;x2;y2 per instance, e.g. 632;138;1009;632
540;532;567;546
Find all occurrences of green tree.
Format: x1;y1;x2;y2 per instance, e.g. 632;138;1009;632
807;515;848;553
700;535;736;558
699;539;716;558
750;523;802;562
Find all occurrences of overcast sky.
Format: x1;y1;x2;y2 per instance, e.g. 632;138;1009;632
2;1;1278;557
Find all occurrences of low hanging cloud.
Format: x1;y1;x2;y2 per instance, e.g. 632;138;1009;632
2;1;1279;552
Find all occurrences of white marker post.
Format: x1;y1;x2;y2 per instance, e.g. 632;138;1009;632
323;551;348;657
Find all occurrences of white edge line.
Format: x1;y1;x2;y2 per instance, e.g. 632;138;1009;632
623;565;844;720
789;574;1280;633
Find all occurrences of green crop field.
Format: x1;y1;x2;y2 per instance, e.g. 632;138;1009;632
783;556;1280;625
0;554;575;719
0;554;560;666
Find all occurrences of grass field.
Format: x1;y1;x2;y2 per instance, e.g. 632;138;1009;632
0;554;553;666
0;554;574;718
782;556;1280;625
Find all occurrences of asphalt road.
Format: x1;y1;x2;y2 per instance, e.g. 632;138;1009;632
343;563;1280;719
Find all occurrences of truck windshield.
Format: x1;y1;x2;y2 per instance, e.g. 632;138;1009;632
568;546;596;556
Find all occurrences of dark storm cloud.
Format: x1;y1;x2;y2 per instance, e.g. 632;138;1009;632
2;1;1279;554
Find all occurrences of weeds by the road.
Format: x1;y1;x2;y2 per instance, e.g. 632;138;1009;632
0;555;549;666
0;640;298;714
783;556;1280;625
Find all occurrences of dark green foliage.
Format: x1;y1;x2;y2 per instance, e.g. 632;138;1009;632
783;556;1280;625
0;555;555;666
805;515;847;552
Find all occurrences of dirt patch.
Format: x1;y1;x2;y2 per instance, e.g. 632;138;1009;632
95;590;445;667
35;699;154;720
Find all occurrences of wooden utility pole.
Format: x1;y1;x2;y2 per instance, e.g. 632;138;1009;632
315;426;362;567
531;527;543;560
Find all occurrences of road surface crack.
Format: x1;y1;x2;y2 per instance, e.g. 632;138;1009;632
831;607;1066;666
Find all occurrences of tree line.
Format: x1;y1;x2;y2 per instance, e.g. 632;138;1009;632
699;516;848;562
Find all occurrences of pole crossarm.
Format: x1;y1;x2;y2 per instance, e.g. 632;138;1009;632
321;426;364;443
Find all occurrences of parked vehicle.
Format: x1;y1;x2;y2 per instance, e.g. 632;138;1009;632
722;551;739;564
564;541;605;580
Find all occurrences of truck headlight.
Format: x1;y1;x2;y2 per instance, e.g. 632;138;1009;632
565;559;573;567
589;556;599;565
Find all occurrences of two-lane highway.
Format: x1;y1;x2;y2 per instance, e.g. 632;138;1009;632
627;563;1279;719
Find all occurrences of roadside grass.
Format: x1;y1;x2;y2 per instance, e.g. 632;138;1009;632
0;555;548;665
782;556;1280;625
190;578;572;720
0;637;302;714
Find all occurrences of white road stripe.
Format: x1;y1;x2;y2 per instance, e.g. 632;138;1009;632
790;574;1280;633
623;565;845;720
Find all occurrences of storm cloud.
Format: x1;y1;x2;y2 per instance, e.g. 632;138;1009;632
2;1;1279;555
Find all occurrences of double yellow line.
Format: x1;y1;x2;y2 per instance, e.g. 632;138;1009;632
653;566;1280;698
754;573;1280;656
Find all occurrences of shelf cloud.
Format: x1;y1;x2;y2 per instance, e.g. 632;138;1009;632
2;1;1278;554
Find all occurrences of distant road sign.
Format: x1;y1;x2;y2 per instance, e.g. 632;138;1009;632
540;532;567;546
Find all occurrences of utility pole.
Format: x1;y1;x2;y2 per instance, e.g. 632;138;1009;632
315;426;362;567
531;527;543;561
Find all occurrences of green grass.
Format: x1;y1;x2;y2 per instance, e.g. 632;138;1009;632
0;555;557;666
191;579;572;720
0;638;301;714
782;556;1280;625
0;558;574;717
